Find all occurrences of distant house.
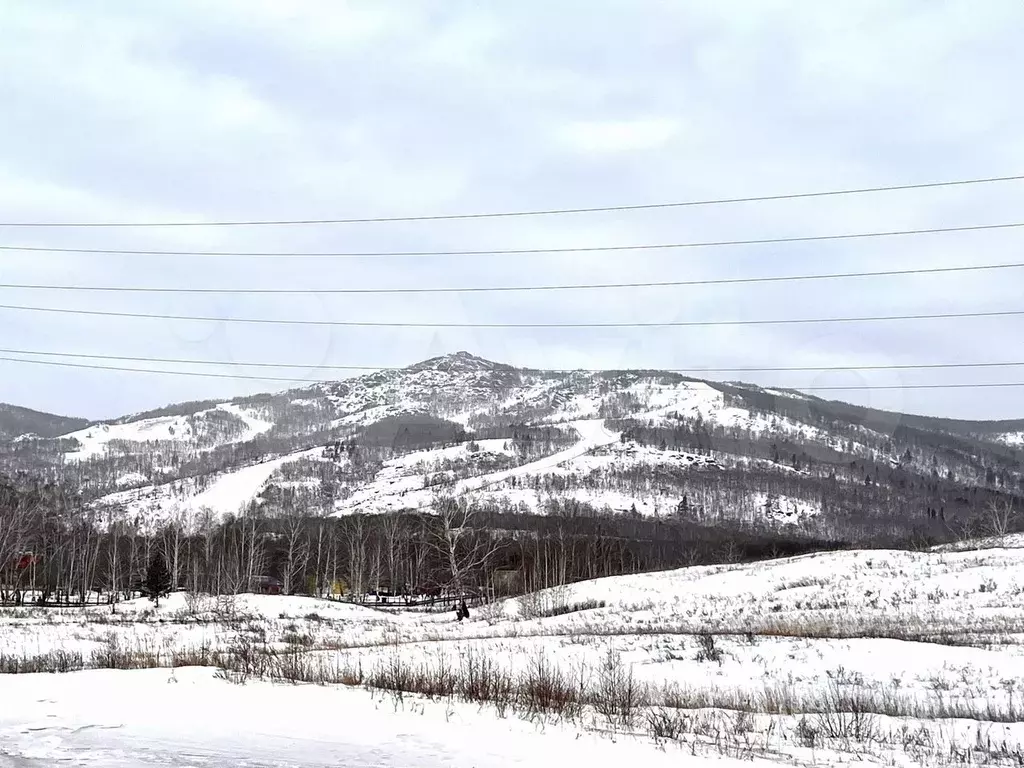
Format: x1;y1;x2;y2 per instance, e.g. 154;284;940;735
1;552;40;583
250;576;283;595
329;580;347;598
15;553;40;571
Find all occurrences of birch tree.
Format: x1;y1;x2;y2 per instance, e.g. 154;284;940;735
425;496;502;599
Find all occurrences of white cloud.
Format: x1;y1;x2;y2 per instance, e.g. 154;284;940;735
0;0;1022;420
557;118;681;153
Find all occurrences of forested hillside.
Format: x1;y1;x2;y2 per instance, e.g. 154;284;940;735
1;352;1022;603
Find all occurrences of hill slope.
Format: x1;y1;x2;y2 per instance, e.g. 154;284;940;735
0;403;88;441
1;351;1021;541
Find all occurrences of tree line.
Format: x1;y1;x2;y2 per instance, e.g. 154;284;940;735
3;470;855;608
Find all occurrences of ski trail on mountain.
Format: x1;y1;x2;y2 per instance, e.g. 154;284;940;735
452;419;618;495
333;419;618;516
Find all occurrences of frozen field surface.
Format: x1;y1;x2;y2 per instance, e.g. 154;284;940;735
4;541;1024;766
0;667;764;767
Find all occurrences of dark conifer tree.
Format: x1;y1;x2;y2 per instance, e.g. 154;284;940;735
145;551;172;607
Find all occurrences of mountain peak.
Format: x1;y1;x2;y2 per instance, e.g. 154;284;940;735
406;351;513;374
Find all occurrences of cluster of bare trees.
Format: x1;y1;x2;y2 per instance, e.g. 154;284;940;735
0;466;518;606
4;464;864;608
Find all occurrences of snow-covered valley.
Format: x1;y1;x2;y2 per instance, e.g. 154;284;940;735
3;541;1024;766
4;353;1024;764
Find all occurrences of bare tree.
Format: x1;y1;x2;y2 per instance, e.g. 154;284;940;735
380;514;404;593
195;507;216;594
105;521;123;612
0;479;36;605
425;495;503;601
986;499;1019;539
243;510;267;593
310;517;328;597
281;507;311;595
339;514;368;598
160;510;187;591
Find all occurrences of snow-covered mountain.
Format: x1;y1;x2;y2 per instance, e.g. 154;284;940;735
2;351;1022;539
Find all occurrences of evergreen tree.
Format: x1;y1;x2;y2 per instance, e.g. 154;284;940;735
145;551;172;607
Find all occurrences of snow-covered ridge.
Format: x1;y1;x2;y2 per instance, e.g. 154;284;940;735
16;351;1020;533
60;402;274;461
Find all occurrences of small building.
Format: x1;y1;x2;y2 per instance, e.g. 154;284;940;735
250;576;283;595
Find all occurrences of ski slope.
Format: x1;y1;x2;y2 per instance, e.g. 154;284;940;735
217;403;275;440
93;447;328;526
63;414;198;461
189;447;325;516
332;419;619;516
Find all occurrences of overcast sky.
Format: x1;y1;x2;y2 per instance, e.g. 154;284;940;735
2;1;1023;421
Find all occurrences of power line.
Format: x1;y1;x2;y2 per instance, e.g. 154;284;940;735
1;221;1022;258
1;302;1022;328
2;355;1023;392
2;173;1021;227
1;261;1021;295
4;347;1024;374
790;382;1024;392
0;356;303;383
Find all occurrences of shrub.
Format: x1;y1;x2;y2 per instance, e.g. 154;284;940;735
646;707;687;741
533;599;607;620
281;632;315;648
591;649;649;726
695;632;724;664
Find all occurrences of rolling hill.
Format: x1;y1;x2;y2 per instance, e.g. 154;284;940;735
1;351;1021;542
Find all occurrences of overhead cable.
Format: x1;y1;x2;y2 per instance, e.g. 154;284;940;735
3;355;1024;392
0;221;1022;258
1;173;1020;227
0;302;1022;329
3;347;1024;375
1;261;1021;294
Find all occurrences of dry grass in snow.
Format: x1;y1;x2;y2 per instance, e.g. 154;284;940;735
4;540;1024;765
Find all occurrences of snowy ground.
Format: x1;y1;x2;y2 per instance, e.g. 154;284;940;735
4;541;1024;765
1;667;764;767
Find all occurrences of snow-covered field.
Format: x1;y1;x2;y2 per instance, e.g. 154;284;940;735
4;541;1024;765
1;667;738;767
